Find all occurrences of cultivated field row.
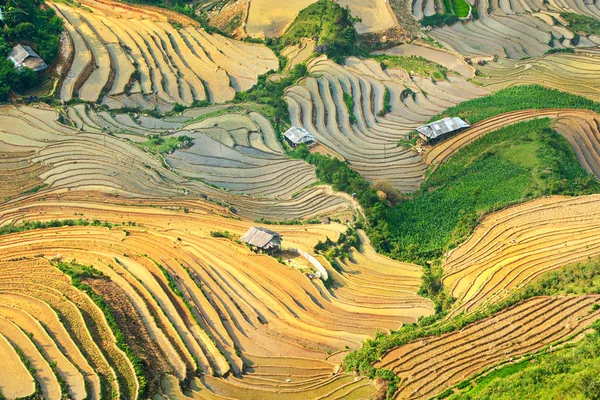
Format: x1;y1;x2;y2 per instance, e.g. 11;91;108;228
376;294;600;399
474;51;600;102
284;56;489;191
0;195;433;398
426;0;600;59
52;0;278;108
0;104;353;220
443;195;600;315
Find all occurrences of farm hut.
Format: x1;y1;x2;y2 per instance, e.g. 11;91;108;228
8;44;48;72
240;227;282;252
284;126;316;146
416;117;470;144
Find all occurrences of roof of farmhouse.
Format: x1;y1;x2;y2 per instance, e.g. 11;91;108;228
284;126;316;144
240;227;282;249
416;117;470;140
8;44;48;72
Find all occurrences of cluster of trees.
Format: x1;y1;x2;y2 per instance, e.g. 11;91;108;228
0;0;63;100
277;0;359;63
234;63;309;123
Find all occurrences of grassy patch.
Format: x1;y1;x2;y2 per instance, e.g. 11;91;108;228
383;118;600;264
453;0;471;18
343;92;357;124
373;54;447;80
561;12;600;36
379;87;392;116
138;134;193;155
421;13;459;27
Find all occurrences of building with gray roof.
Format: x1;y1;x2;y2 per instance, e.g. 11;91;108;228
240;227;282;252
8;44;48;72
416;117;470;143
284;126;316;146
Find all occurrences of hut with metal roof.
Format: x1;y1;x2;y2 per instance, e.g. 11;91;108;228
284;126;316;146
8;44;48;72
240;227;282;252
416;117;470;143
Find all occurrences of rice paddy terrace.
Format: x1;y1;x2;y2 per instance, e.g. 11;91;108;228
284;56;489;191
414;0;600;58
443;195;600;315
0;104;354;220
474;50;600;102
53;0;278;110
0;193;433;399
3;0;600;397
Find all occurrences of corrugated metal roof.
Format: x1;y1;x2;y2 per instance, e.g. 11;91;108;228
284;126;316;145
240;227;281;249
416;117;470;140
8;44;48;72
0;8;4;21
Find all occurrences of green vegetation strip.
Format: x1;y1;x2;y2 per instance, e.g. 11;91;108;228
433;85;600;125
453;0;471;18
0;219;117;236
138;135;193;155
372;55;447;80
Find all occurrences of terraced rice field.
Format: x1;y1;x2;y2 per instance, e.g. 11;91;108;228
376;295;600;399
474;50;600;102
0;193;432;398
52;0;278;108
425;108;600;174
420;0;600;59
167;112;318;199
284;56;489;191
443;195;600;315
0;104;353;220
